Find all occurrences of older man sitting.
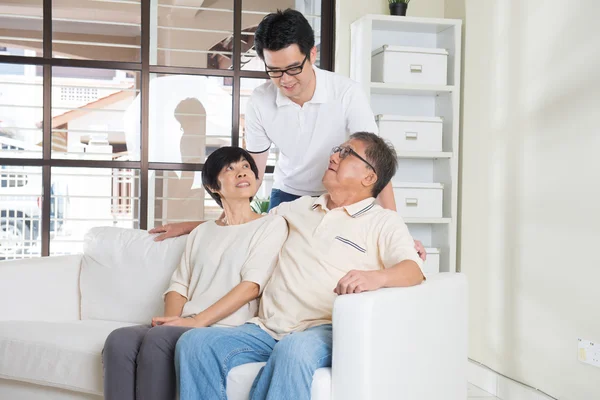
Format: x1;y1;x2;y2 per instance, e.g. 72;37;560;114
174;132;425;400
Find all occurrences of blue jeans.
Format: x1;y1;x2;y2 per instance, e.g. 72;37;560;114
175;323;332;400
268;189;301;210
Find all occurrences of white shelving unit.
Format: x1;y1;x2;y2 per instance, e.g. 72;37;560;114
396;151;453;159
351;15;462;273
370;82;455;96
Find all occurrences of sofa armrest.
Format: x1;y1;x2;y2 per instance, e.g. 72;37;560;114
331;273;468;400
0;255;83;321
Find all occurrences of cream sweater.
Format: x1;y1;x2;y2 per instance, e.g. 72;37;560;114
165;215;287;327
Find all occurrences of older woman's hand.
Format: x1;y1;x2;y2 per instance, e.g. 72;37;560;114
152;316;198;328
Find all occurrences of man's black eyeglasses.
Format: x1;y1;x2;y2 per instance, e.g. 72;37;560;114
265;55;309;78
331;146;377;175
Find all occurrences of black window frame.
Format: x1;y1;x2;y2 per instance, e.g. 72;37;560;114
0;0;336;256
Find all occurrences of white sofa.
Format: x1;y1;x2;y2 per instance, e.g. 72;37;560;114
0;227;467;400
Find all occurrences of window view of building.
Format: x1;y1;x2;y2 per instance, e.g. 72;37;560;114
0;0;332;259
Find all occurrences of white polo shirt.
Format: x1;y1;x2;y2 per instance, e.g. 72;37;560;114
249;195;424;339
245;66;378;196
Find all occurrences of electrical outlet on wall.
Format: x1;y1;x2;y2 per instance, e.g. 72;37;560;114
578;339;600;368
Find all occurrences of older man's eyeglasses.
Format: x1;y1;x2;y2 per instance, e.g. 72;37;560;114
265;55;309;78
331;146;377;175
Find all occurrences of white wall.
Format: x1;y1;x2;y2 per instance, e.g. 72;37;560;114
335;0;445;76
337;1;600;396
460;0;600;398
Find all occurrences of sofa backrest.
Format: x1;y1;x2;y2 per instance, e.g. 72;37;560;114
80;227;188;324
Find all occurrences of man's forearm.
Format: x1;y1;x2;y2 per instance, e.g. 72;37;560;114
379;260;424;288
249;150;269;188
184;221;202;233
164;291;187;317
377;182;397;211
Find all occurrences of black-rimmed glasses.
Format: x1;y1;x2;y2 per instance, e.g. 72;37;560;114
265;55;309;78
331;146;377;175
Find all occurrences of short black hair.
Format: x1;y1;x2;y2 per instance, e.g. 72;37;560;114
349;132;398;198
254;9;315;61
202;147;260;208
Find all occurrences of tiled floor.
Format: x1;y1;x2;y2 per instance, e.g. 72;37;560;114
469;383;501;399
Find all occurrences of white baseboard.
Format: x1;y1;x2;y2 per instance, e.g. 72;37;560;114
468;360;556;400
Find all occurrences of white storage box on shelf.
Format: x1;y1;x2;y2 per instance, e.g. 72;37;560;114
371;45;449;85
353;15;462;275
423;248;440;275
394;182;443;218
376;115;443;152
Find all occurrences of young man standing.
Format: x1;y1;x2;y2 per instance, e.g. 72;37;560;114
151;9;427;259
245;9;396;210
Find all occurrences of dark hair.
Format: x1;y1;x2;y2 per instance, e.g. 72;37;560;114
349;132;398;198
201;147;260;208
254;9;315;61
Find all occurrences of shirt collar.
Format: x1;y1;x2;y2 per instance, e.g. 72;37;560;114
311;194;330;211
275;65;328;108
311;194;377;218
308;66;328;104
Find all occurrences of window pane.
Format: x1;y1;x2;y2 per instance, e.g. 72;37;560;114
0;1;43;57
240;1;322;71
239;77;278;167
52;0;141;62
52;67;140;161
50;167;140;256
0;63;43;159
147;73;231;163
0;165;42;260
151;0;234;69
149;169;209;227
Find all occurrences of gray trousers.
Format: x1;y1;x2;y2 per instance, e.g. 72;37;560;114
102;324;193;400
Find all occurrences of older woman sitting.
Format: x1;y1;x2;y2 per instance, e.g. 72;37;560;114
101;147;287;400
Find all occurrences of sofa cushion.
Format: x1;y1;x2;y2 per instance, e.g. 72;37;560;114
226;362;332;400
0;319;331;398
0;320;134;395
80;227;188;324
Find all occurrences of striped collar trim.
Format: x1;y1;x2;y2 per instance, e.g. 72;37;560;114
345;198;376;218
311;194;328;210
311;195;376;217
349;201;376;218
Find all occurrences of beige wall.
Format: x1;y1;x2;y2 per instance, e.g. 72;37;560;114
335;0;445;76
460;0;600;398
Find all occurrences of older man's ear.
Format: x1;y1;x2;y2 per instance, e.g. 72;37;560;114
361;172;377;190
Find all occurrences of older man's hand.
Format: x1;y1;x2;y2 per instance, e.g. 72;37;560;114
334;270;386;295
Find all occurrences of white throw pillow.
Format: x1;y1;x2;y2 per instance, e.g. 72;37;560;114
80;227;188;324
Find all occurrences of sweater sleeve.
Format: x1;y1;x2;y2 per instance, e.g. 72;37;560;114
163;227;199;300
240;216;288;294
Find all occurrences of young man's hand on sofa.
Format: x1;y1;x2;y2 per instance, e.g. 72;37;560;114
149;221;203;241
